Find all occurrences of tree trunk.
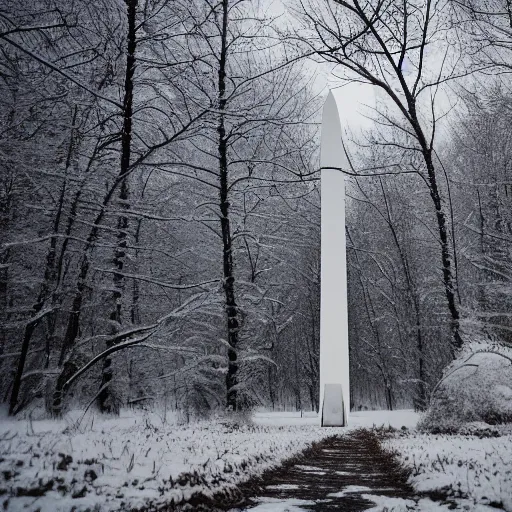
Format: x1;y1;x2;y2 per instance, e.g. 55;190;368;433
52;360;79;417
217;0;240;412
385;383;394;411
423;148;462;353
9;320;38;414
408;102;462;353
267;363;276;409
99;0;137;415
0;256;7;357
53;1;138;415
131;218;142;325
9;108;77;415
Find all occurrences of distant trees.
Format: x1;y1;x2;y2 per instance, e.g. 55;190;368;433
345;84;512;410
176;0;319;410
448;88;512;342
346;168;454;410
292;0;512;410
0;0;321;416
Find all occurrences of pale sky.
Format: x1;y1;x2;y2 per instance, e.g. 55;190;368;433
264;0;460;151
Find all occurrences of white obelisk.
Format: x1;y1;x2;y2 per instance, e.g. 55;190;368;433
320;91;350;426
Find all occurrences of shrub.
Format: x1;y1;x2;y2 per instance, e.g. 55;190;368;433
420;340;512;433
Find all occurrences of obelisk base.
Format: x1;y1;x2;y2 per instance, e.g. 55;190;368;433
321;383;346;427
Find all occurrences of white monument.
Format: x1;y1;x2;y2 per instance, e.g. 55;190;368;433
320;91;351;427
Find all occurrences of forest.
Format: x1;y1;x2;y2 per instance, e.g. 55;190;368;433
1;0;511;420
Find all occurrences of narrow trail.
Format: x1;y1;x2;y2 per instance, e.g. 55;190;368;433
232;429;416;511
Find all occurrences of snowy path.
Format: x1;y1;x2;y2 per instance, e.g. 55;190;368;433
233;430;415;511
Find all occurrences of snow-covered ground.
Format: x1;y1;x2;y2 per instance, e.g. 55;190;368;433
0;409;417;512
253;409;419;430
0;410;324;511
248;412;512;512
384;429;512;511
3;408;511;512
240;495;466;512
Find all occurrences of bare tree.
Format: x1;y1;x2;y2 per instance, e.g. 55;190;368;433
297;0;466;352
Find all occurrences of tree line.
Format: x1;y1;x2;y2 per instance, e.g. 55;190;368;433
1;0;511;417
296;0;512;409
0;0;322;417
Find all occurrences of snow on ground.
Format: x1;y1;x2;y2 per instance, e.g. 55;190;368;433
253;409;419;430
242;493;502;512
384;431;512;511
7;408;511;512
242;497;316;512
361;495;488;512
327;484;372;497
240;494;468;511
0;409;344;512
364;495;500;512
0;409;417;511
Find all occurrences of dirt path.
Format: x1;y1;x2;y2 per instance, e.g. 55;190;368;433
230;429;416;511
